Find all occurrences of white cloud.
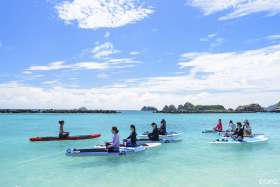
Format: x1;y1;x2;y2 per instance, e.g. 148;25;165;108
42;80;59;85
90;42;120;59
22;71;32;75
27;61;105;71
0;81;279;110
187;0;280;20
27;41;140;73
56;0;154;29
208;33;216;38
4;45;280;109
76;62;109;70
200;33;225;48
210;37;225;48
129;51;140;55
28;61;70;71
178;44;280;90
106;58;139;65
267;34;280;41
27;58;139;72
96;73;109;79
104;31;110;38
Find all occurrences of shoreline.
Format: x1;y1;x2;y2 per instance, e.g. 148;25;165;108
0;110;279;114
0;109;120;114
155;111;280;114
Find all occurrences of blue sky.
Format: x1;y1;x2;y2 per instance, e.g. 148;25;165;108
0;0;280;109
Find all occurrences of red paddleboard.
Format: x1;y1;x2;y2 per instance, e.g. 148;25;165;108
30;133;101;142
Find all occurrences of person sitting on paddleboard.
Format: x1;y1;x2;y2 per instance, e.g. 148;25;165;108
106;126;120;152
124;125;137;147
243;120;252;137
227;120;236;132
148;123;159;141
59;120;70;138
232;122;244;141
159;119;167;135
213;119;223;132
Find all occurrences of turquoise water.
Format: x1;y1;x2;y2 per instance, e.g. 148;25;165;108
0;112;279;187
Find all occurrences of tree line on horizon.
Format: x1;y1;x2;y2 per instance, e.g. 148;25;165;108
141;101;280;113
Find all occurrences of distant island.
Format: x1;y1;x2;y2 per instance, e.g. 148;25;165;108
143;101;280;113
0;107;119;114
141;106;158;112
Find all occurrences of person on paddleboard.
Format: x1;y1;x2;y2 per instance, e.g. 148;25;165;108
159;119;167;135
243;120;252;137
148;122;159;141
106;126;120;152
213;119;223;132
124;125;137;147
59;120;70;138
232;122;244;141
227;120;236;132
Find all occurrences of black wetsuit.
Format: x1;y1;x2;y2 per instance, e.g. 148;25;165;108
233;128;244;139
159;125;167;135
148;128;159;141
59;132;69;138
127;132;137;147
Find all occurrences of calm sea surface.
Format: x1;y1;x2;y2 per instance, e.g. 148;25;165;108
0;111;279;187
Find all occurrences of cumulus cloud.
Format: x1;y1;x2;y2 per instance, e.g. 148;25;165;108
56;0;154;29
0;81;279;110
178;44;280;90
187;0;280;20
3;45;280;109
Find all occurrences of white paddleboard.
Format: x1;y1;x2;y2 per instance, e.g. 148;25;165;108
211;134;269;144
138;131;183;139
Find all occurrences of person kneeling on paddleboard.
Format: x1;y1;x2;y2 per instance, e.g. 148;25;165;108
232;122;244;141
159;119;167;135
106;127;120;152
59;120;70;138
124;125;137;147
148;123;159;141
213;119;223;132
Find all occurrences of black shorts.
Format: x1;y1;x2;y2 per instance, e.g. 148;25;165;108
107;147;119;152
59;132;69;138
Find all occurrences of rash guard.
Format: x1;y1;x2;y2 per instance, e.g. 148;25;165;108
215;122;223;132
112;134;120;150
148;128;159;141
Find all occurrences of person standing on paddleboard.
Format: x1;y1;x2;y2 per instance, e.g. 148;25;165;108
59;120;70;138
106;126;120;152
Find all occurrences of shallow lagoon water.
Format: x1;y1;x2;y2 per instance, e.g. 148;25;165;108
0;111;279;187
